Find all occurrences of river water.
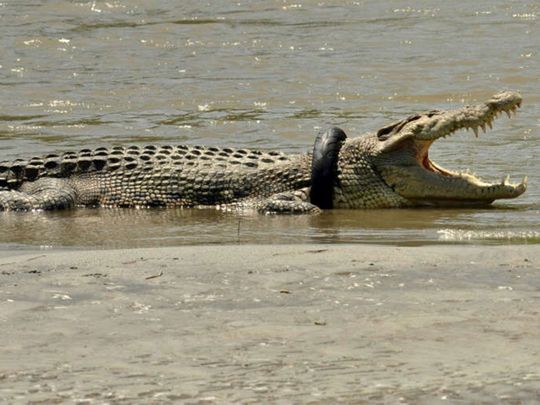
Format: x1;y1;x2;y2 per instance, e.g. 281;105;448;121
0;0;538;248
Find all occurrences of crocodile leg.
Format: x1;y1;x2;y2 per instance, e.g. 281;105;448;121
256;188;321;214
0;178;79;211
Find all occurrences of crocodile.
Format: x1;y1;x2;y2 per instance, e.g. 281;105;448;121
0;91;527;214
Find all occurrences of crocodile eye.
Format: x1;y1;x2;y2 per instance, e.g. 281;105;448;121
377;114;423;141
376;125;395;140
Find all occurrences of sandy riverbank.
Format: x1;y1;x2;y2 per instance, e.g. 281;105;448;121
1;244;539;403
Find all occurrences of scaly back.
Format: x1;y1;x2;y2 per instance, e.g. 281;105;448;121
0;144;296;190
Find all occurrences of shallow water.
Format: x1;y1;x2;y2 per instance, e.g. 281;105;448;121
0;0;538;248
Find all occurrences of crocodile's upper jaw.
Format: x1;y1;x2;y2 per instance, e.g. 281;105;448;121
374;92;527;207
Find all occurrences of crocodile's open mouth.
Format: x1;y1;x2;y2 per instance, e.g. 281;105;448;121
379;92;527;207
417;108;526;205
414;140;527;207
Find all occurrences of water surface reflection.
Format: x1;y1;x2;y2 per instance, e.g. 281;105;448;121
1;205;538;250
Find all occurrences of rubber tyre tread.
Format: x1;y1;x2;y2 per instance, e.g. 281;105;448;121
310;127;347;209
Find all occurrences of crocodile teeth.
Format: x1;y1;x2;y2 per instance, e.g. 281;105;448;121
505;110;512;119
480;123;486;133
502;175;510;185
486;119;493;130
523;176;528;185
473;127;479;137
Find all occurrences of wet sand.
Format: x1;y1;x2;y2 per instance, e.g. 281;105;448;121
1;244;539;403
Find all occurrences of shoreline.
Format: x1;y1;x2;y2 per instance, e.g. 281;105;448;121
1;244;539;402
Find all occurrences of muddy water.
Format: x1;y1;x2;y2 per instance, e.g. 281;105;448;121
0;1;539;248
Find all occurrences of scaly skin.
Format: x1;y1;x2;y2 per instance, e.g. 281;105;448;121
0;92;527;213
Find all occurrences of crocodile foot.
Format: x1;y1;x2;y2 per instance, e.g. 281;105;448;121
257;189;321;214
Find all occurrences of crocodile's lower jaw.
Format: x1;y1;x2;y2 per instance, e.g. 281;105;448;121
387;151;528;208
406;198;497;208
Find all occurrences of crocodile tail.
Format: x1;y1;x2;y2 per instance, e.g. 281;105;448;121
0;147;132;190
310;127;347;209
0;149;93;189
0;159;36;190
